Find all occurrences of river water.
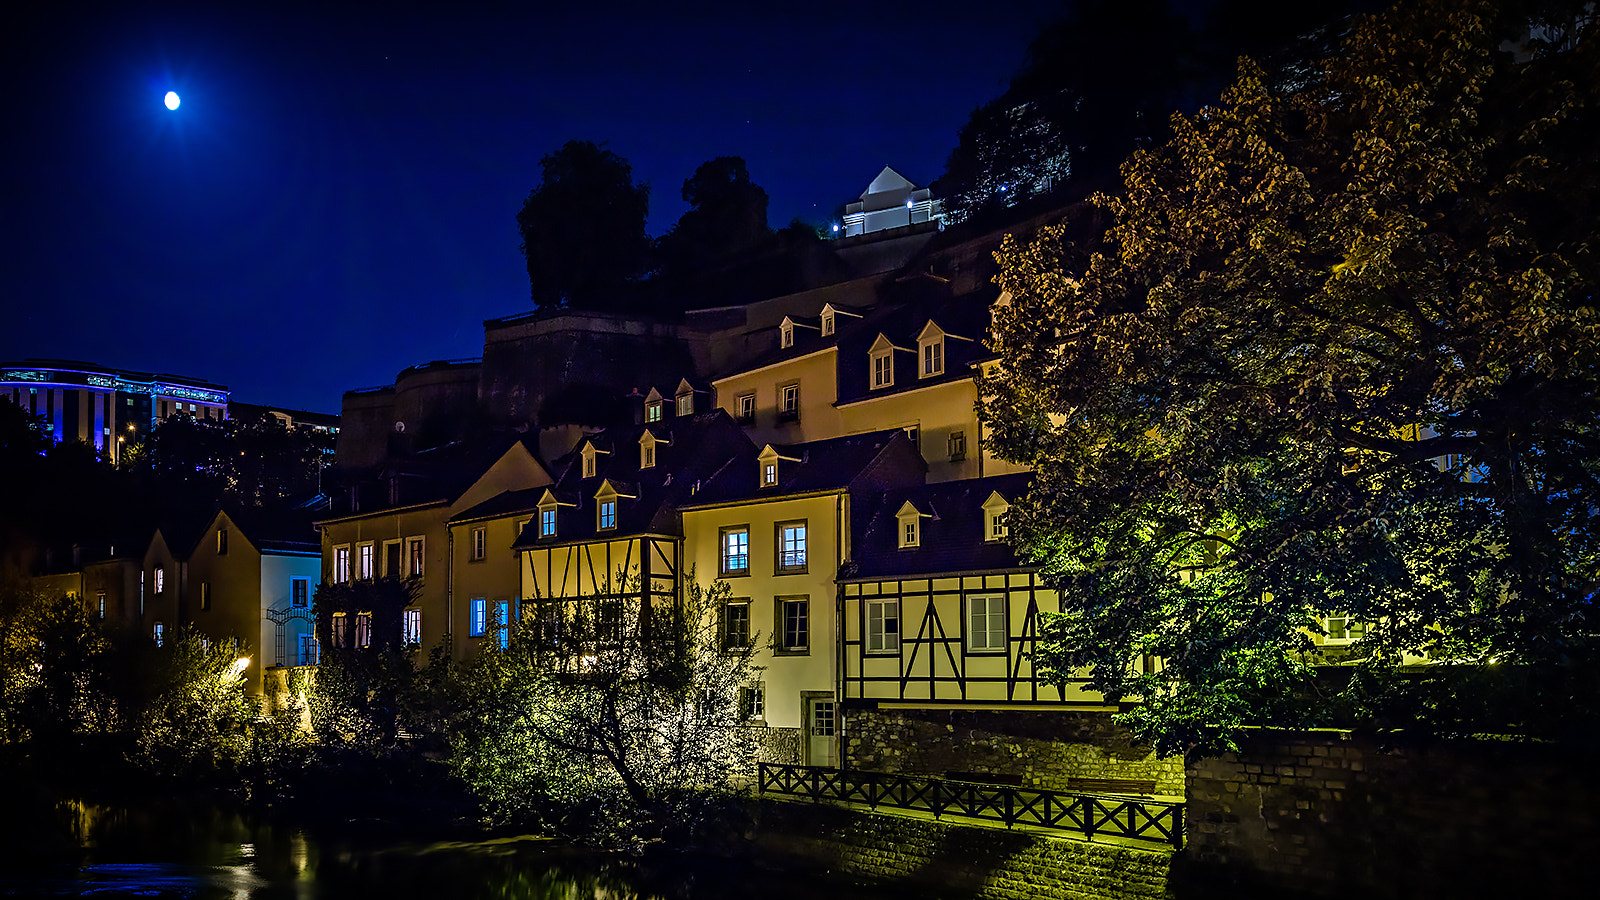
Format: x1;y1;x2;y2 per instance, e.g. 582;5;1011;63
0;799;888;899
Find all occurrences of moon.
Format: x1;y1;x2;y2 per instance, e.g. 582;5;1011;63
164;91;180;110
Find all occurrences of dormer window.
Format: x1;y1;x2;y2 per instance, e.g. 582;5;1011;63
580;442;608;479
781;324;794;348
639;431;667;469
896;501;930;549
869;334;897;390
583;454;596;478
537;488;573;539
594;480;636;532
918;321;969;379
982;491;1012;541
758;445;798;488
821;313;834;336
922;340;943;377
764;463;778;486
598;499;617;530
676;392;693;415
644;387;664;423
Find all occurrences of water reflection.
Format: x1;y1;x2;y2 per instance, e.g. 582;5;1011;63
0;799;888;900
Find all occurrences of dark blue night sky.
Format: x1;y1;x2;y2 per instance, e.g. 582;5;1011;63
1;0;1069;414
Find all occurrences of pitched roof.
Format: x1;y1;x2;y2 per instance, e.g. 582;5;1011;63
682;428;926;508
844;473;1034;580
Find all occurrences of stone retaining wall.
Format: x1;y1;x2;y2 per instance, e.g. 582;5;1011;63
1183;731;1596;898
845;707;1185;794
747;799;1173;900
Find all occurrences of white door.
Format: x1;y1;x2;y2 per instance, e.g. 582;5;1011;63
805;697;836;768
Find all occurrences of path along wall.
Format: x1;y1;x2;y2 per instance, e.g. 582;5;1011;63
745;799;1172;900
844;707;1185;795
1182;730;1598;898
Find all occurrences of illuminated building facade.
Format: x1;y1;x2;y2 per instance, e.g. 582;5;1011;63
1;358;230;459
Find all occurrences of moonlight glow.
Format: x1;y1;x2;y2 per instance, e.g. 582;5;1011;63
164;91;180;110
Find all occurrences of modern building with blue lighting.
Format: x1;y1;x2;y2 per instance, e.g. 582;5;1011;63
1;358;231;460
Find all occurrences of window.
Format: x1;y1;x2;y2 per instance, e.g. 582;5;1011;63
540;508;557;537
471;526;486;560
903;520;918;547
355;613;372;649
646;400;663;423
200;582;212;611
871;349;893;388
292;578;309;608
153;621;165;647
781;324;794;348
333;547;350;583
736;393;756;424
922;339;944;377
811;700;836;736
1324;616;1367;643
641;442;655;468
866;599;900;654
720;526;750;576
780;597;809;652
155;567;165;593
968;596;1007;653
778;383;799;420
359;543;374;579
297;634;318;666
583;454;596;478
948;430;967;461
96;591;105;620
763;462;778;487
469;598;488;637
403;608;421;647
777;521;807;573
331;613;348;648
740;685;765;720
676;392;694;416
983;492;1011;541
217;528;228;555
408;538;424;577
723;600;751;650
821;312;834;336
384;540;402;577
494;600;512;650
598;499;617;530
896;501;924;548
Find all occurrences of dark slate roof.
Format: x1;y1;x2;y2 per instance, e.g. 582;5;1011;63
844;473;1035;580
511;410;753;549
681;428;927;509
224;505;321;554
833;278;995;406
448;486;546;525
318;432;532;522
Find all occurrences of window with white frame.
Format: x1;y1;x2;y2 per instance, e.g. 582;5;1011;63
921;338;944;377
598;499;617;530
781;323;794;348
763;462;778;487
403;608;421;647
865;599;899;653
982;492;1011;541
469;598;487;637
641;441;655;469
676;391;694;416
646;400;663;422
778;383;799;420
333;547;350;583
736;393;756;424
384;540;402;577
355;612;372;648
408;538;425;577
779;597;809;652
821;312;834;336
540;508;557;537
740;684;765;720
967;596;1007;652
720;526;750;576
471;526;486;560
871;347;893;389
777;521;807;573
358;543;374;579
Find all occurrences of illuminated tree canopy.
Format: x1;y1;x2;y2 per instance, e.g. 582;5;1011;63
983;0;1600;757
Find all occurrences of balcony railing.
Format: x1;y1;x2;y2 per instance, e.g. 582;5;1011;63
757;762;1183;850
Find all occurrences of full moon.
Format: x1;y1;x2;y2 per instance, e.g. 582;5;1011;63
164;91;180;110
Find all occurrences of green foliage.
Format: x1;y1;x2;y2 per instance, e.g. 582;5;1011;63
984;0;1600;758
0;583;118;744
516;140;652;313
306;578;425;751
449;575;759;844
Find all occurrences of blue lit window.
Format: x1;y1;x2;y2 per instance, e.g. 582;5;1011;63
469;598;487;637
540;508;556;537
598;499;617;531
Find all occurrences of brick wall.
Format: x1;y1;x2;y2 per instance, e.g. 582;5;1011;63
747;799;1172;900
1184;731;1597;898
844;707;1185;794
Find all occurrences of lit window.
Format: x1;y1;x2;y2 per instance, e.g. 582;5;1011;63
331;613;348;647
676;392;694;416
153;621;165;647
355;613;372;648
155;567;165;593
723;600;751;650
921;340;944;377
821;313;834;336
871;349;893;388
781;325;794;348
494;600;512;650
472;527;486;560
217;528;228;555
359;544;374;579
983;492;1011;541
646;401;663;423
781;597;808;651
736;393;756;424
777;521;807;573
763;462;778;487
968;596;1006;652
598;499;617;530
333;547;350;583
403;608;421;648
866;599;899;653
408;538;424;577
720;526;750;576
200;582;211;611
292;578;309;608
1323;616;1368;643
540;508;557;537
469;598;488;637
96;591;105;620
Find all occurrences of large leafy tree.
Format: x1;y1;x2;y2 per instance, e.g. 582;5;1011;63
516;140;651;313
983;0;1600;757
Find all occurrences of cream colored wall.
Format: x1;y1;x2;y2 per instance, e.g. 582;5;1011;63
451;512;530;658
186;512;265;691
447;443;551;518
837;379;981;483
713;349;840;447
142;532;182;642
682;493;845;732
523;536;649;601
321;505;449;658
